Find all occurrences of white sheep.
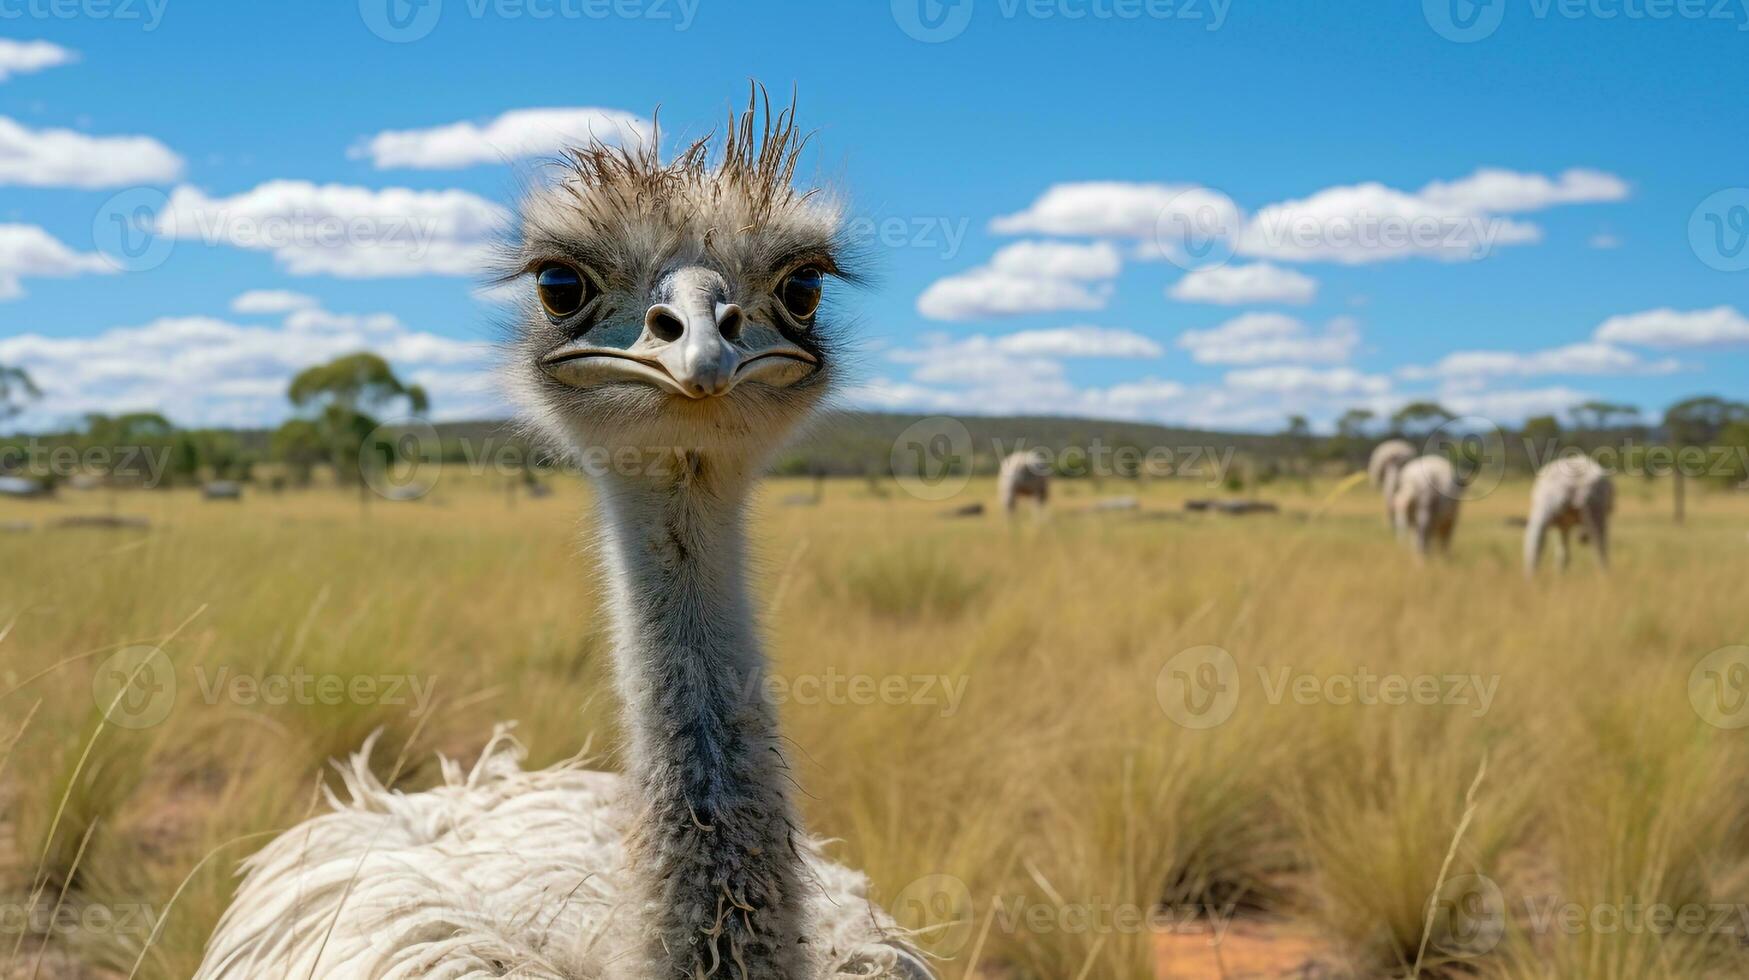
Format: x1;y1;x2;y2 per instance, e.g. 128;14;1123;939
1524;454;1614;575
1392;455;1460;561
1367;439;1417;526
997;449;1050;516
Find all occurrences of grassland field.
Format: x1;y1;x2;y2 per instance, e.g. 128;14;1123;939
2;469;1748;979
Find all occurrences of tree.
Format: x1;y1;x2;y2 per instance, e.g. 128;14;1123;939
288;353;429;418
1;364;42;424
1336;408;1375;440
1662;396;1749;523
1569;400;1639;432
1391;401;1455;438
285;353;428;487
1521;415;1563;463
272;419;326;487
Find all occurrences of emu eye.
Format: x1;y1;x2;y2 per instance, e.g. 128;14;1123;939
777;266;824;322
536;263;589;318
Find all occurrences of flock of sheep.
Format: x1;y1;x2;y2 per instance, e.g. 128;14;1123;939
1368;439;1614;573
996;443;1614;574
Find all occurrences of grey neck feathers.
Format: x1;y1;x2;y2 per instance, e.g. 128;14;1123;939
592;454;809;980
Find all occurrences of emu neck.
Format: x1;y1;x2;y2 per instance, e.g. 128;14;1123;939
592;459;808;980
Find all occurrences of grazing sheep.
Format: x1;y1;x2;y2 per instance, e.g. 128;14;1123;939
998;449;1050;516
1524;455;1614;574
1392;455;1460;561
1367;439;1417;526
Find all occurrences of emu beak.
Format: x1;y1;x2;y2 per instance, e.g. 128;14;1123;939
542;300;816;398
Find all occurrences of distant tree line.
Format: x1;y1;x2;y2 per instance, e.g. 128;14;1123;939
3;354;1746;495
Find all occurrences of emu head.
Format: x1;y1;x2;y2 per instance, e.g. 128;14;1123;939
500;92;857;468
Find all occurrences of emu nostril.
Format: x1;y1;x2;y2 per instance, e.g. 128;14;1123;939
646;307;685;343
716;305;744;341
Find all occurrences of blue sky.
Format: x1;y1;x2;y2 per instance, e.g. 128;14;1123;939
2;0;1746;432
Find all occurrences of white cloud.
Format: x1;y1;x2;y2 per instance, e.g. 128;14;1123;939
159;180;508;277
990;182;1239;239
0;116;183;187
1168;262;1317;305
230;289;319;314
1224;365;1391;397
354;107;651;169
1587;232;1622;249
990;325;1163;358
992;168;1625;266
0;307;495;429
0;39;75;82
1177;313;1360;365
1416;167;1629;214
886;326;1163;387
987;240;1122;279
1593;306;1749;349
1238;182;1542;265
1404;341;1678;379
0;223;114;299
1438;385;1596;423
916;240;1120;320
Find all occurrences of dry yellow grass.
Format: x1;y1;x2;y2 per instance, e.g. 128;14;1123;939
2;470;1747;979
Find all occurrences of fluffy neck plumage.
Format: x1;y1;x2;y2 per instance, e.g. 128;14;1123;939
591;453;809;980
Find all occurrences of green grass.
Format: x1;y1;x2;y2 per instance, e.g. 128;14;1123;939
2;472;1747;979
